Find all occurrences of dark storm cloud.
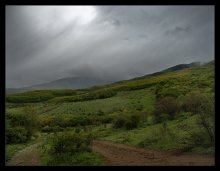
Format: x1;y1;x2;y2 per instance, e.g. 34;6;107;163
6;6;214;88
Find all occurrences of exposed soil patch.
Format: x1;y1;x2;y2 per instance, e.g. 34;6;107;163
92;140;214;166
7;142;43;166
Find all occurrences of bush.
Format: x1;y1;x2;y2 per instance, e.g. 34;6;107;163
181;91;214;146
113;116;127;129
138;136;160;148
153;113;170;124
113;113;140;130
171;93;215;153
196;94;215;146
51;116;69;128
182;91;209;114
100;115;113;124
49;131;93;155
6;106;40;141
155;81;181;99
6;126;28;144
125;114;140;130
41;131;102;165
154;96;180;122
177;122;214;152
23;107;40;138
41;126;64;133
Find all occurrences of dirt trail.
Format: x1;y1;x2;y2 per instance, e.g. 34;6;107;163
7;142;43;166
92;140;215;166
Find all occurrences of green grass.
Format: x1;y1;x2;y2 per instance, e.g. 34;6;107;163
32;88;155;116
6;89;77;103
99;114;214;155
41;151;104;166
5;60;215;164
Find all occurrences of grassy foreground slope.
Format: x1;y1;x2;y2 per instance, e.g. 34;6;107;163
6;60;214;165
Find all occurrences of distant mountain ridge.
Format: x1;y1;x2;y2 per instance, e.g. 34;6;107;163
27;77;111;89
6;61;207;94
126;62;201;81
148;62;201;76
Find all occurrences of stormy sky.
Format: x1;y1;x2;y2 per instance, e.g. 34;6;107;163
6;6;214;88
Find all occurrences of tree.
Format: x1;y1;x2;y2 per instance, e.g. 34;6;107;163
177;93;215;149
23;106;40;138
182;91;206;114
196;94;215;146
154;96;180;122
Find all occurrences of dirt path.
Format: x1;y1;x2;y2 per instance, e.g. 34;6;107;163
92;140;215;166
7;142;43;166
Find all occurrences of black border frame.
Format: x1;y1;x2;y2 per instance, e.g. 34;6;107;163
1;0;217;169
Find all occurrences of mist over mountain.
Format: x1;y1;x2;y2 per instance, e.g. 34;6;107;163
6;61;207;94
26;76;114;90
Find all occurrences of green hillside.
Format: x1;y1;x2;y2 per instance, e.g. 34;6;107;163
6;60;215;165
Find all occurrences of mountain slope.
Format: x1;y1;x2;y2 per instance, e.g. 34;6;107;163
6;60;214;103
8;61;201;92
26;77;113;90
131;62;201;80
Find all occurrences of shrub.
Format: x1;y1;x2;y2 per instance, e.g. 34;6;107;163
177;122;214;152
41;126;64;133
182;91;209;114
160;88;180;98
113;116;127;129
49;131;93;155
138;136;160;148
196;94;215;146
41;131;101;165
40;116;54;127
96;110;104;116
177;93;214;151
125;114;140;130
101;115;113;124
6;106;40;140
51;116;68;127
153;113;169;123
23;106;40;138
156;87;181;99
6;126;28;144
154;96;180;123
113;113;141;130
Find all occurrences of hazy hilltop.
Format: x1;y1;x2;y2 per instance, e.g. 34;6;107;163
6;61;207;94
6;60;214;103
26;77;113;90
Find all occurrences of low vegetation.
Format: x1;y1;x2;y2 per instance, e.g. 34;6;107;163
6;60;215;165
6;106;40;144
40;131;103;165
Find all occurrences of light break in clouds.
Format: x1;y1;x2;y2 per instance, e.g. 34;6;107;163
6;5;214;88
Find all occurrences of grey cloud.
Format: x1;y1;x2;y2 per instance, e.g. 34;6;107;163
138;34;148;39
165;26;191;35
6;6;214;88
111;19;121;27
